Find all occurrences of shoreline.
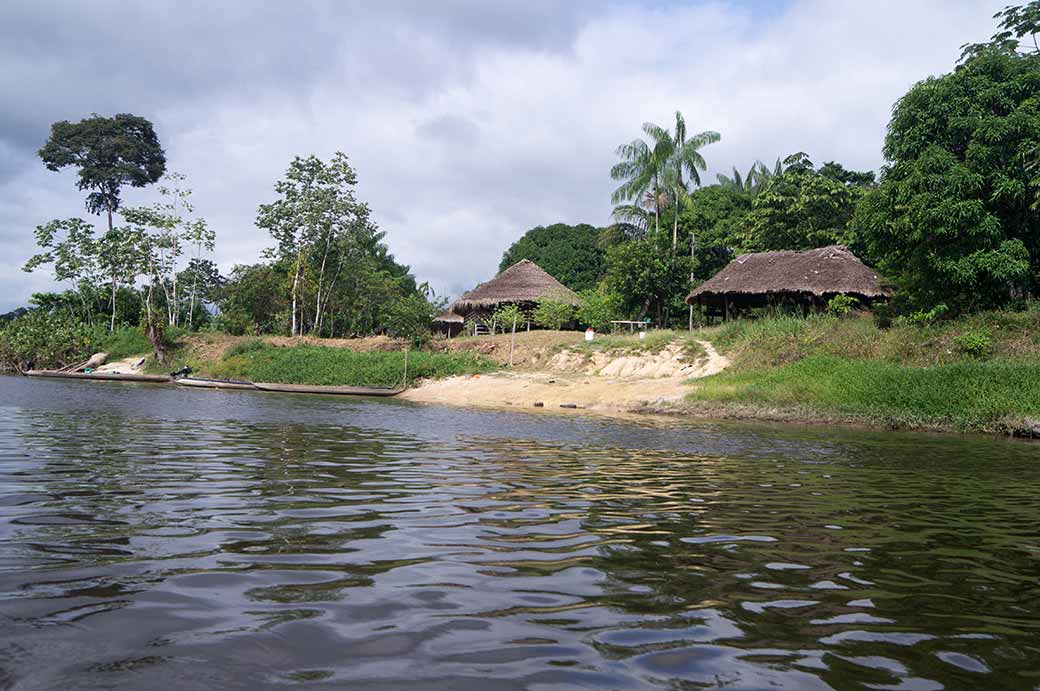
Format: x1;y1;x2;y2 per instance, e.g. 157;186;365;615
400;373;1040;440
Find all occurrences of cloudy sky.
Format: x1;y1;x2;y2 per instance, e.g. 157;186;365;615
0;0;1003;312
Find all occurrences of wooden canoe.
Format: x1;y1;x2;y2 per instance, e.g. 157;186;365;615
253;382;405;397
25;370;171;384
175;376;257;391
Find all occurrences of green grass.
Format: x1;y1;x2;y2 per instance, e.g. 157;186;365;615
206;343;497;387
685;354;1040;432
697;309;1040;369
97;327;152;361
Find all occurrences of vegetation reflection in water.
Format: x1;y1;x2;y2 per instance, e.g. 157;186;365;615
0;401;1039;689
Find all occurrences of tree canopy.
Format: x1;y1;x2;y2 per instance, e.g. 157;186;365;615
498;223;614;292
740;153;874;253
38;113;166;230
854;46;1040;310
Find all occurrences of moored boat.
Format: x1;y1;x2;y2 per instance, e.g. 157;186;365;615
253;382;405;397
25;370;171;383
175;377;257;390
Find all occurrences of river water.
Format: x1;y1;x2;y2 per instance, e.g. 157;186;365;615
0;374;1038;690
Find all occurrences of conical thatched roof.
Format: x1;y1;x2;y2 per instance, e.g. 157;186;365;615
687;245;890;303
452;259;581;315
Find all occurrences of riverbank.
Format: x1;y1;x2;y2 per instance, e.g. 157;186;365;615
11;311;1040;436
674;312;1040;436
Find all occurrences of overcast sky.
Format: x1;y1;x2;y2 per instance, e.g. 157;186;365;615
0;0;1004;312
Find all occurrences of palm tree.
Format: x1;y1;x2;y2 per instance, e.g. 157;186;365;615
717;158;783;198
610;203;652;238
610;138;664;235
644;111;720;248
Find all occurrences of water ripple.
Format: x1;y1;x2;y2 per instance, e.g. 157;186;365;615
0;379;1039;688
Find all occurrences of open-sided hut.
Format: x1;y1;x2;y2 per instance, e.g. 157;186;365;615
432;310;464;338
686;245;889;320
451;259;581;330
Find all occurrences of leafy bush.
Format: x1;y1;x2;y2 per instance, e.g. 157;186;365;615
901;303;949;326
0;310;100;370
827;294;858;318
223;338;269;359
383;294;438;346
491;304;527;333
576;288;624;331
953;331;993;360
210;308;253;336
531;300;574;330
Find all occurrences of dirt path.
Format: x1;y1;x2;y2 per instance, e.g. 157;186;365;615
401;339;730;415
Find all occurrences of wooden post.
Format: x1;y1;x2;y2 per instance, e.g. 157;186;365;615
724;298;730;322
508;314;517;367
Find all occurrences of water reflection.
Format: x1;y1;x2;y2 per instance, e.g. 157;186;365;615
0;376;1038;689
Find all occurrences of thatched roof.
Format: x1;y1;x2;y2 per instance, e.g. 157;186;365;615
687;245;889;303
433;311;463;323
452;259;581;314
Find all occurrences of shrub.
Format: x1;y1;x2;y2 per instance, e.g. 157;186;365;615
211;308;253;336
827;294;858;318
953;331;993;360
383;294;438;346
0;310;100;370
576;288;624;331
531;300;574;330
491;304;526;333
902;303;949;326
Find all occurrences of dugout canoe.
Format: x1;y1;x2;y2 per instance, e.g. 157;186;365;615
25;370;171;384
253;382;405;397
175;376;257;391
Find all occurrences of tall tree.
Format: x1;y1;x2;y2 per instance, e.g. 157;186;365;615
610;138;662;235
741;153;873;252
854;46;1039;310
256;153;378;336
643;112;720;248
38;114;166;232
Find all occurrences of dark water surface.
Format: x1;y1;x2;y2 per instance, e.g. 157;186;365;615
1;374;1038;690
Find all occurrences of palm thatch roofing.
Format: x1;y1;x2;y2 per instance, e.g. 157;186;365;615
687;245;889;304
451;259;582;315
433;311;464;323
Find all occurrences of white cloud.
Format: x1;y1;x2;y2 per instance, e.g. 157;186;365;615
0;0;1005;311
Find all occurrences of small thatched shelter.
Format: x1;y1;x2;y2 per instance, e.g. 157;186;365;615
450;259;582;327
432;310;464;338
687;245;890;319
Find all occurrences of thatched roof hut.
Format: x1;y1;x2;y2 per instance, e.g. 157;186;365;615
432;310;464;337
451;259;581;317
687;245;890;318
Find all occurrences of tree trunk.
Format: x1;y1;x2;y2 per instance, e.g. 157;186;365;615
672;187;679;249
290;248;302;337
312;237;331;335
110;277;117;332
188;272;198;329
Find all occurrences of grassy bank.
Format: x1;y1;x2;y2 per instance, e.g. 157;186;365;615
147;335;496;387
207;341;495;387
682;311;1040;434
